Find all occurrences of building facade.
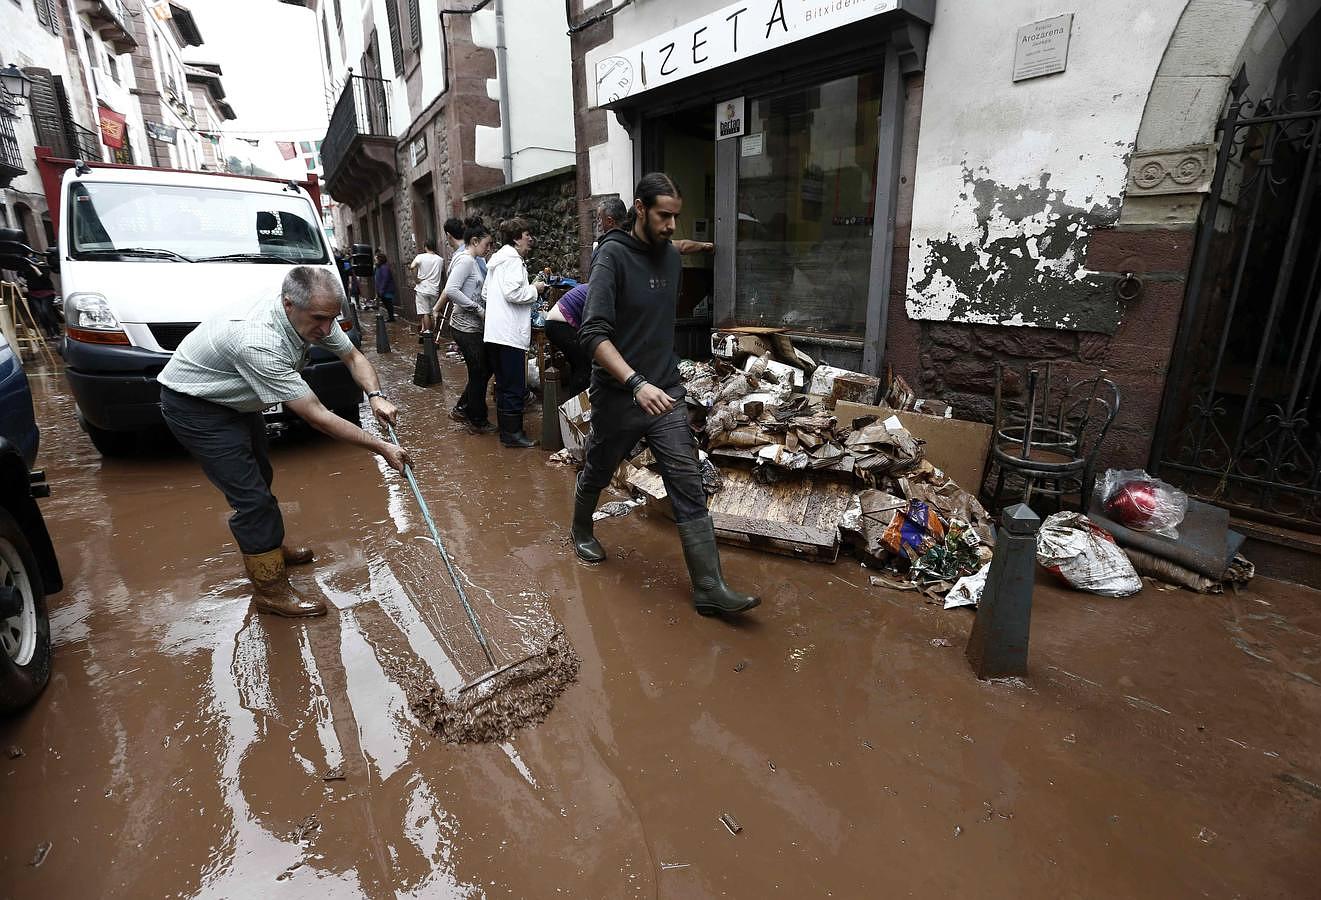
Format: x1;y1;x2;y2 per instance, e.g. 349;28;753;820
1;0;131;250
569;0;1321;548
127;0;207;171
184;62;236;171
1;0;237;253
288;0;575;312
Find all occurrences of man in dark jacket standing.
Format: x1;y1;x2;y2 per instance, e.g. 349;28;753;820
573;173;759;617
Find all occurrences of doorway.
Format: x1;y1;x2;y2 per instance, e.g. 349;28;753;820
1153;20;1321;530
640;105;715;359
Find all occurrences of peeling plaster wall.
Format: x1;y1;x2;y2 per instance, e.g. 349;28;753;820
905;1;1188;335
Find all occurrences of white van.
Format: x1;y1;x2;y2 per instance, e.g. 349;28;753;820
47;161;360;456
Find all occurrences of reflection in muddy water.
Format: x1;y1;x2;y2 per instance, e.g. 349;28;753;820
4;341;1320;898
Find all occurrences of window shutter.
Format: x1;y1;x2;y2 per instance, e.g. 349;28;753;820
384;0;404;74
36;0;61;35
53;77;87;159
25;68;70;158
407;0;421;49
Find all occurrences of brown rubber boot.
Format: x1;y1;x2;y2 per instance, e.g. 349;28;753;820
243;548;327;618
281;544;315;566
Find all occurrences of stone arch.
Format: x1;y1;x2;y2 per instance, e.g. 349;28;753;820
1120;0;1321;226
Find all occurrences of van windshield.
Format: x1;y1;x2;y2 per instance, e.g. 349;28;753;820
69;181;329;263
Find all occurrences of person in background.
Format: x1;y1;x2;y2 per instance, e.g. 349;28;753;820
21;259;59;338
373;252;397;322
348;271;362;307
594;196;714;265
464;216;488;276
483;217;547;448
409;238;444;333
438;223;495;433
572;172;759;617
442;217;465;279
544;281;591;398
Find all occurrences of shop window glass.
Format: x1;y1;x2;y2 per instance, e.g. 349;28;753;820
734;72;881;334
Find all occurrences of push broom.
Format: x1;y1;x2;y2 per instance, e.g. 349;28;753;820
385;422;579;743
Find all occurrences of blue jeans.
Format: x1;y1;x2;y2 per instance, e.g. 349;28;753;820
486;342;527;417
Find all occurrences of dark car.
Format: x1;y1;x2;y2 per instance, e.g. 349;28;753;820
0;330;61;713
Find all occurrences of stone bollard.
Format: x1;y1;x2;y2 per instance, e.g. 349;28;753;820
412;331;441;386
966;503;1041;679
426;331;442;384
375;309;390;354
541;363;563;451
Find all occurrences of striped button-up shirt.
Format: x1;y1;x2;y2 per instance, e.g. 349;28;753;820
159;294;353;413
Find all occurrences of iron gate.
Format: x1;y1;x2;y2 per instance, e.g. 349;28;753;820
1152;80;1321;530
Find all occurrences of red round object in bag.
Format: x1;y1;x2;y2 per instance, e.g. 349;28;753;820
1105;481;1160;528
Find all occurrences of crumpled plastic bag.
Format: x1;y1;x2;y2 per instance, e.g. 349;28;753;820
1036;511;1143;598
1099;468;1188;540
944;565;989;609
881;500;945;561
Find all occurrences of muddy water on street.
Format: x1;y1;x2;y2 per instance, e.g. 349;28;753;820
2;326;1320;898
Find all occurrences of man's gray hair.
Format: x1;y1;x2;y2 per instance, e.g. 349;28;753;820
598;196;627;227
283;266;343;309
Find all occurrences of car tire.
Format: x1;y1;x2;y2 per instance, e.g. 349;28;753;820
82;420;136;457
0;507;52;714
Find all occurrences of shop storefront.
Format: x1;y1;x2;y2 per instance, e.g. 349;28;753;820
579;0;934;371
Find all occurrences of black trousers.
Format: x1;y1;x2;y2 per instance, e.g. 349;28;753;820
486;343;527;417
579;388;708;523
452;328;491;424
161;387;284;555
545;319;591;398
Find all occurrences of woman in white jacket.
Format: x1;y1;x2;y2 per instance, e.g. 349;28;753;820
482;217;547;448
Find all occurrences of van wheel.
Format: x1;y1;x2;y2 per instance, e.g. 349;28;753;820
0;507;51;714
82;420;135;457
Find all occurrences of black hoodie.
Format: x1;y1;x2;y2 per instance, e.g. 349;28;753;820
579;228;682;399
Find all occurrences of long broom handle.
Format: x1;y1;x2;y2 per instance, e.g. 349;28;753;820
385;422;497;668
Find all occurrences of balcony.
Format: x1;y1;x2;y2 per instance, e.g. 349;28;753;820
68;122;102;161
322;74;396;210
0;88;24;187
77;0;138;54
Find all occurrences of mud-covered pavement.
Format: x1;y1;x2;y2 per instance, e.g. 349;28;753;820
3;324;1321;898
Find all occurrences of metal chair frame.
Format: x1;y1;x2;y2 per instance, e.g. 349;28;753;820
982;361;1121;514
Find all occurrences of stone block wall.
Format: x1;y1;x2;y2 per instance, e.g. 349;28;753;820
890;225;1196;472
464;167;582;279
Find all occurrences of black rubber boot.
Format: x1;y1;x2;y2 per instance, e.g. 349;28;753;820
571;485;606;563
677;515;760;616
498;412;535;448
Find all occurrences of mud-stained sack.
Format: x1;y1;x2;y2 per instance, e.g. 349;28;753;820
1036;511;1143;598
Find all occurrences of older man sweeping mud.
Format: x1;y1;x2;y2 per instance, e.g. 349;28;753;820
159;266;410;618
571;173;759;617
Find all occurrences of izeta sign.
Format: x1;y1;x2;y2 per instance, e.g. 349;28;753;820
592;0;901;106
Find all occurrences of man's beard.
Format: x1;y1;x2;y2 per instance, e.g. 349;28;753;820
642;217;671;248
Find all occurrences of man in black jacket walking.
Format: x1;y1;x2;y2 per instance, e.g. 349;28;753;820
574;173;759;617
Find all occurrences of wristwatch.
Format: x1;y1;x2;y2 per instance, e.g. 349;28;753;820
366;390;387;401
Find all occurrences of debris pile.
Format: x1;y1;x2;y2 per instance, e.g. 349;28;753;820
556;340;996;595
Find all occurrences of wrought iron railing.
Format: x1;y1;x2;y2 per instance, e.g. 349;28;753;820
68;121;102;161
0;87;24;178
322;73;392;184
1152;88;1321;528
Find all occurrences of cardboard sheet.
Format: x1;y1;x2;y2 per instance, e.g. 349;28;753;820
835;401;993;496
